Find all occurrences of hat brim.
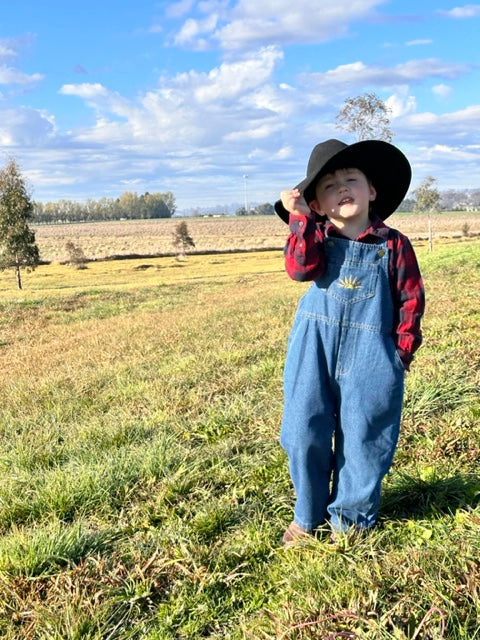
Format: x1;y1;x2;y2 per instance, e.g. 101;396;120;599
275;140;411;224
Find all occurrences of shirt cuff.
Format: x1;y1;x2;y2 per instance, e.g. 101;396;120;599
397;348;412;371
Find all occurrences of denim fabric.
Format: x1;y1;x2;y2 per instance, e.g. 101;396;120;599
281;237;405;532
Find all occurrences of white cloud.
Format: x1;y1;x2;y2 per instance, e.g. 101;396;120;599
274;146;293;160
432;83;452;99
0;43;16;59
191;46;282;102
173;13;219;48
385;88;417;118
0;36;43;87
409;142;480;189
0;106;56;146
165;0;196;19
0;65;43;85
60;83;135;121
57;47;287;158
298;59;469;98
442;104;480;125
225;121;283;141
172;0;385;50
0;37;21;63
439;4;480;18
400;105;480;148
60;83;109;100
406;39;433;46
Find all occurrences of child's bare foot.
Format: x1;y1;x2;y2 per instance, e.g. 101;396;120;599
282;521;313;545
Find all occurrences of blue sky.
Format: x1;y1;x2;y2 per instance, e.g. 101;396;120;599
1;0;480;212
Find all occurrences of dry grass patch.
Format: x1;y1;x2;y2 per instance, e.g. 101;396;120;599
0;249;286;301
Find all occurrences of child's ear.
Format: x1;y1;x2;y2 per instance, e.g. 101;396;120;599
369;184;377;201
308;199;323;214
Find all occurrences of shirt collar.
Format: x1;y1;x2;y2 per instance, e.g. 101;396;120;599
324;215;389;241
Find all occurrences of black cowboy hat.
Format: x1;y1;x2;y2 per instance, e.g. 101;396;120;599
274;138;411;223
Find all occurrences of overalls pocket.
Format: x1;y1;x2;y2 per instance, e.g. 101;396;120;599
315;260;379;305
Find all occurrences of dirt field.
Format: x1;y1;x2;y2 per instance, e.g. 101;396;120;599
33;212;480;262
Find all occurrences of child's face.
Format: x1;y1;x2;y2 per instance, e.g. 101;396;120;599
308;167;376;227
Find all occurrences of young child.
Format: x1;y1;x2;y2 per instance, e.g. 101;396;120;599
274;139;425;543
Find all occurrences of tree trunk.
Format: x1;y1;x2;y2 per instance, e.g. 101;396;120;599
15;265;22;289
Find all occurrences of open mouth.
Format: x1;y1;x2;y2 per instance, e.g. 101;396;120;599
338;197;354;206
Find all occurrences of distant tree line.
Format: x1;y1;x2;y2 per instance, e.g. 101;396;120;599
33;191;176;224
435;189;480;211
235;202;275;216
397;189;480;212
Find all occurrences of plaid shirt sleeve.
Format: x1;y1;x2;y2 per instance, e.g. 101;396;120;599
387;228;425;369
284;213;327;281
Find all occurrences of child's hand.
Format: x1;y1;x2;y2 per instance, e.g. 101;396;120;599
280;189;311;216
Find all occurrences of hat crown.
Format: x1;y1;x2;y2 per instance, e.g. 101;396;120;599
307;139;348;176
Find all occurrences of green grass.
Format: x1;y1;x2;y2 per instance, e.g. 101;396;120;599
0;239;479;638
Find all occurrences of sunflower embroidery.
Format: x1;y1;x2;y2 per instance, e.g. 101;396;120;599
338;275;362;290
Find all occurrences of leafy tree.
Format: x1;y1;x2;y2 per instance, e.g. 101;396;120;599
0;158;39;289
116;191;138;219
336;92;393;141
142;192;173;218
414;176;440;252
414;176;440;213
161;191;176;217
173;221;195;259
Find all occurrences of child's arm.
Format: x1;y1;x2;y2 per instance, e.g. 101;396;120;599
280;189;326;281
391;232;425;369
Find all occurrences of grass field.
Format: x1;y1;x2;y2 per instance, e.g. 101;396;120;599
0;233;479;638
33;212;480;263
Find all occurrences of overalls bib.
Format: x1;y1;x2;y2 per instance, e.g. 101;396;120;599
281;236;405;532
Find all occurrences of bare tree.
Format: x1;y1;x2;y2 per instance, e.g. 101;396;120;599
65;240;88;269
0;158;39;289
173;221;195;260
414;176;440;252
336;92;394;142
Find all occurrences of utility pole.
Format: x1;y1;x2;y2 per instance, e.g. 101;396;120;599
243;174;249;214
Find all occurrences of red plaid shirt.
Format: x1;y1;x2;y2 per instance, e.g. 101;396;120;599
284;213;425;369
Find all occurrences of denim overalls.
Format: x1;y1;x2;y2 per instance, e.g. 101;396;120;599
280;235;405;532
